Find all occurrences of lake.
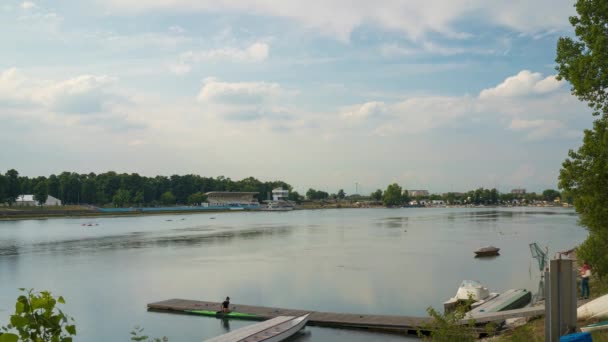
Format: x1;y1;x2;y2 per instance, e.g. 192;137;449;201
0;207;586;341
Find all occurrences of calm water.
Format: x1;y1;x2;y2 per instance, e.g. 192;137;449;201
0;207;586;341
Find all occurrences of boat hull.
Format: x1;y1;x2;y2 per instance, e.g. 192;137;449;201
581;320;608;333
203;314;309;342
578;293;608;320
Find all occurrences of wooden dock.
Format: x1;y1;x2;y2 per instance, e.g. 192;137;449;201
148;298;547;334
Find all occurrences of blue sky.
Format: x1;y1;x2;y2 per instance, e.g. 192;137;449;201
0;0;593;194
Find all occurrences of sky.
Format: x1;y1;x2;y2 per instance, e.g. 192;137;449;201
0;0;594;194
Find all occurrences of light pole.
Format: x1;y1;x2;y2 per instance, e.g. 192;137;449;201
355;182;358;195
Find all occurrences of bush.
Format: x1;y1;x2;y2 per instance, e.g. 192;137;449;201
0;289;76;342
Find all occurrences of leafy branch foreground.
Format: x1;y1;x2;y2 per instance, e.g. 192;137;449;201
0;289;166;342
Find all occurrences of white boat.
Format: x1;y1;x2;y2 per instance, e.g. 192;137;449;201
258;200;295;211
204;314;309;342
581;320;608;333
578;293;608;320
443;280;499;313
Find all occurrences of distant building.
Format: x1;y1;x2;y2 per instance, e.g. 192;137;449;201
511;189;527;195
15;194;62;206
408;190;429;197
272;188;289;201
204;192;259;207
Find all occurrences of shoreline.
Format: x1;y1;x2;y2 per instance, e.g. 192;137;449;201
0;203;572;221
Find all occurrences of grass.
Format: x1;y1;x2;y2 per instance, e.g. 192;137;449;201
496;277;608;341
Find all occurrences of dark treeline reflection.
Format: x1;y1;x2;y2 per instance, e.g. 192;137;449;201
0;225;295;256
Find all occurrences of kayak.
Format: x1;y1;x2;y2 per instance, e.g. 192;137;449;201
580;320;608;333
185;310;260;320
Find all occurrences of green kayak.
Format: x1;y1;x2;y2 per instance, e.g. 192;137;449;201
185;310;260;320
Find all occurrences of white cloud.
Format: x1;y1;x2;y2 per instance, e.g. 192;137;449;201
168;25;186;34
338;70;585;139
21;1;37;10
172;42;269;74
381;41;494;57
197;77;282;105
0;68;121;114
182;42;269;63
342;101;387;121
508;119;565;140
479;70;563;99
168;63;192;75
101;0;575;41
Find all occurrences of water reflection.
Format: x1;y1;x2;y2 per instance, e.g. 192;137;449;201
220;318;230;331
0;225;296;256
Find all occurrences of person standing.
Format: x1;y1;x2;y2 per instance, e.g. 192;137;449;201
580;262;591;299
221;296;231;313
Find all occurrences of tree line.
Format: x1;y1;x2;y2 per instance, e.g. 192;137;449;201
0;169;293;207
304;183;562;207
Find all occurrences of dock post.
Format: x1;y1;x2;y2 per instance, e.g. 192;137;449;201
545;259;577;342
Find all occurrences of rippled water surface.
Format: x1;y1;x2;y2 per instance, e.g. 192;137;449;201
0;207;585;341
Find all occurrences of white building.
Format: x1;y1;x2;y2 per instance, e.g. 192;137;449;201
272;188;289;201
15;195;62;206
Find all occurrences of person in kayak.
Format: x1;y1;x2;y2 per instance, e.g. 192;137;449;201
221;297;231;313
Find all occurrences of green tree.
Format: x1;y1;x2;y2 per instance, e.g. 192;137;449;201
401;189;410;204
542;189;561;202
112;189;131;207
5;169;20;206
160;191;176;206
287;191;302;204
382;183;403;207
0;289;76;342
186;192;206;205
556;0;608;118
33;181;49;207
337;189;345;199
370;189;382;202
132;191;145;206
556;1;608;277
0;174;6;205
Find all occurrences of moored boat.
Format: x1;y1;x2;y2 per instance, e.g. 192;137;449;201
203;314;310;342
443;280;499;313
466;289;532;316
578;293;608;320
474;246;500;257
581;320;608;333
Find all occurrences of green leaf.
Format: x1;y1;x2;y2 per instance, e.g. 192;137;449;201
65;325;76;335
0;333;19;342
58;296;65;304
10;315;27;329
15;302;24;314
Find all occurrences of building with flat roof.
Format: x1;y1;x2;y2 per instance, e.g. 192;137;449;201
15;194;62;206
408;190;429;197
272;188;289;201
204;192;259;207
511;189;526;195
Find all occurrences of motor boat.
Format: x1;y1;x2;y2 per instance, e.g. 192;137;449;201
474;246;500;257
443;280;499;313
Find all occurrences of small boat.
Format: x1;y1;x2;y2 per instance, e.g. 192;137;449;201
444;280;499;313
474;246;500;257
204;314;310;342
185;309;259;320
581;320;608;333
578;293;608;320
466;289;532;316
